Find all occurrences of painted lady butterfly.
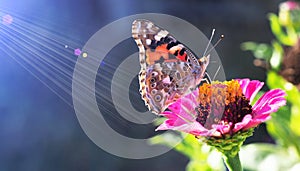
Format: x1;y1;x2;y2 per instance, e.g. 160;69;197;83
132;19;210;114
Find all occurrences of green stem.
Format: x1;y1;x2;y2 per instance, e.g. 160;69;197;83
223;153;242;171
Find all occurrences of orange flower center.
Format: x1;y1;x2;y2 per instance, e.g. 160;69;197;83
196;80;252;130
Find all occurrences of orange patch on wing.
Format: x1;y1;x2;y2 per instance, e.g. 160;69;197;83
155;44;169;53
169;45;187;62
177;53;187;62
145;44;175;65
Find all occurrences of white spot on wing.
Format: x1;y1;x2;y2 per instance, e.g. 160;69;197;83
146;23;154;29
158;30;168;37
146;39;151;45
154;35;161;41
162;77;171;84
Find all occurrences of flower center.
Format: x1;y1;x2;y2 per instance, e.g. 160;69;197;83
195;80;252;129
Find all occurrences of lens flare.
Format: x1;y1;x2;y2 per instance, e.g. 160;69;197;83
82;52;88;58
2;14;13;25
74;48;81;56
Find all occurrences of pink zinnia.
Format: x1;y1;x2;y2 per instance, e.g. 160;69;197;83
280;1;300;11
156;79;286;138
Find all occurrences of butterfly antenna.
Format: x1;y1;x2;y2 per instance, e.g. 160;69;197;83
203;29;215;57
206;34;224;55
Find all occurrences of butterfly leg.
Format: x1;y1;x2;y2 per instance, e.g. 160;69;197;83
201;72;211;84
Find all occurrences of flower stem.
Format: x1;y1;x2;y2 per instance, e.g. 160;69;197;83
223;153;242;171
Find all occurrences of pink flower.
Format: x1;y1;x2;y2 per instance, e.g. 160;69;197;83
156;79;286;138
280;1;300;11
278;1;300;26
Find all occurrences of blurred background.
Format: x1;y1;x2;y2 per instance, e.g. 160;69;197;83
0;0;284;170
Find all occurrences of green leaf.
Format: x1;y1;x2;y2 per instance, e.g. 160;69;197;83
150;133;225;170
176;134;202;158
251;91;264;106
286;24;298;43
290;104;300;136
270;41;283;71
241;42;273;60
152;116;166;126
269;13;296;46
266;106;292;146
186;160;212;171
149;132;199;158
290;9;300;33
266;71;300;105
149;131;183;148
266;71;300;157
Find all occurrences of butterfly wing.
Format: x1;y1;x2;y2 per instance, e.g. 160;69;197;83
132;19;209;114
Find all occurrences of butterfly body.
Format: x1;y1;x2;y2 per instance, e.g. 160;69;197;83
132;19;209;114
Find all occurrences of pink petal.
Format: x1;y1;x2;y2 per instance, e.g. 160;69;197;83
181;90;199;111
168;101;182;114
159;111;190;127
167;90;198;121
156;89;207;136
237;79;264;103
233;114;253;132
156;121;209;136
212;123;231;134
156;112;187;130
237;78;250;93
167;104;194;122
156;121;173;130
240;89;287;129
243;115;272;130
252;89;287;117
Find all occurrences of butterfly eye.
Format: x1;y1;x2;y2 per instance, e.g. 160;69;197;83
154;94;162;102
151;83;156;88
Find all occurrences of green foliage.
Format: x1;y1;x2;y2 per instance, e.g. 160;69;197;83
240;143;300;171
203;129;254;158
269;13;297;46
241;42;273;60
266;72;300;156
241;2;300;170
269;41;284;71
150;132;225;171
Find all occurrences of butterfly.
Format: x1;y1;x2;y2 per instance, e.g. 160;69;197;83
132;19;210;114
